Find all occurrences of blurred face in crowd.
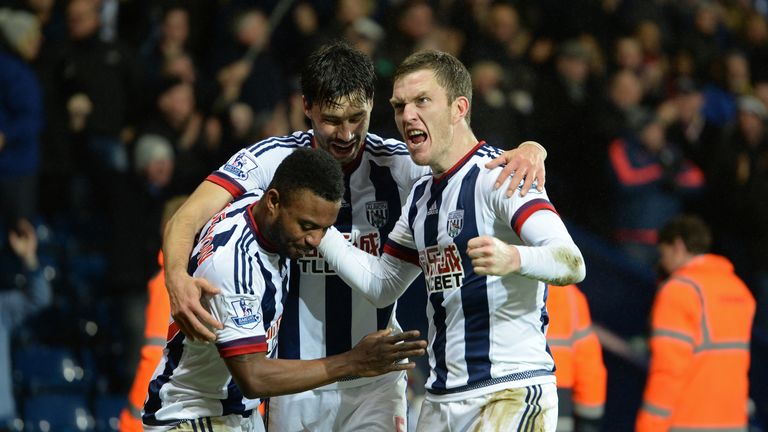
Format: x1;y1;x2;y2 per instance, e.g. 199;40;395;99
67;0;99;40
263;188;341;259
640;120;665;154
391;69;460;173
489;4;520;43
162;8;189;46
159;83;195;128
304;96;372;165
610;70;643;108
236;10;269;50
145;158;174;188
398;1;433;40
657;239;684;275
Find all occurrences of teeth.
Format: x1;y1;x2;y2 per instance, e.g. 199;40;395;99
408;130;425;137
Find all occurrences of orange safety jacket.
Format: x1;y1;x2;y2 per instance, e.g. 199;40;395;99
636;254;755;432
119;252;170;432
547;284;607;431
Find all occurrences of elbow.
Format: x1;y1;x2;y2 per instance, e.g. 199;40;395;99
556;247;586;285
238;380;272;400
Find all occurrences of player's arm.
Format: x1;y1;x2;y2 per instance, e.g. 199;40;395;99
318;227;421;308
224;329;426;399
468;210;585;284
486;141;547;196
163;181;233;341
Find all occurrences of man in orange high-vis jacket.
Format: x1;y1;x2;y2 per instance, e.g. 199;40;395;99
547;284;607;432
636;215;755;432
119;250;170;432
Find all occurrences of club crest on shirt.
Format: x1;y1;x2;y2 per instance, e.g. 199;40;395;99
365;201;388;228
447;210;464;238
230;297;261;329
223;152;258;180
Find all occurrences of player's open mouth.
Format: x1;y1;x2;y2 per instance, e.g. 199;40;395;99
406;129;428;147
331;140;356;155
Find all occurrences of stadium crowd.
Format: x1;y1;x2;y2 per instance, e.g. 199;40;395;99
0;0;766;430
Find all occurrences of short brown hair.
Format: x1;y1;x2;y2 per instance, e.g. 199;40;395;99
393;50;473;125
658;214;712;254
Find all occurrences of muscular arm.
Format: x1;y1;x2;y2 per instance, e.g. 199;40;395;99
224;329;426;399
163;181;234;341
318;228;422;308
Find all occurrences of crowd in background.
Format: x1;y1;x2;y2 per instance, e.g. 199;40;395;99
0;0;767;430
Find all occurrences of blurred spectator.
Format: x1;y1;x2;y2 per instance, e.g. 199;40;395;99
531;39;602;224
140;78;219;193
592;69;648;146
547;284;607;432
462;2;530;70
211;7;285;123
37;0;140;220
138;5;194;98
662;77;723;223
709;95;768;278
607;113;705;266
469;60;522;150
0;8;43;227
741;11;768;82
106;134;176;385
679;1;730;82
636;215;754;431
0;219;53;430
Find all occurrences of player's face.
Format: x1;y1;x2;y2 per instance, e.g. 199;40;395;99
390;70;456;172
272;189;341;259
305;96;372;165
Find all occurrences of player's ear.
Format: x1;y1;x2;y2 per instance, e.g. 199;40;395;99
265;189;280;213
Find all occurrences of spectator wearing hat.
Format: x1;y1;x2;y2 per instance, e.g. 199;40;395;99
0;8;43;228
106;134;178;378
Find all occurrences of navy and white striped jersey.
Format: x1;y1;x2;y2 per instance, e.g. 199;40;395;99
143;192;288;429
207;130;429;389
384;142;560;401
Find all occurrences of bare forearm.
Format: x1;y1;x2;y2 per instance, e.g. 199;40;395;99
163;212;200;278
226;354;356;399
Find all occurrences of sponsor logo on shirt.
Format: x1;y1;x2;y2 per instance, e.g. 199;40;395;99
298;231;380;274
419;243;464;293
197;211;227;266
230;297;261;329
223;152;258;180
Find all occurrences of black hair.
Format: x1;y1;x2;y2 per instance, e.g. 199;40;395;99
393;49;473;124
300;40;375;109
268;148;345;204
658;214;712;254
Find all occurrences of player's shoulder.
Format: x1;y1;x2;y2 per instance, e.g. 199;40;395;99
243;130;313;157
364;132;410;158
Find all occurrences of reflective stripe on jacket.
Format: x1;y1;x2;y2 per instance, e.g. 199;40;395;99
636;254;755;432
547;284;607;430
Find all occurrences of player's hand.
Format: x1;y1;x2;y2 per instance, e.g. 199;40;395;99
486;141;546;197
467;236;520;276
166;270;222;342
350;329;427;377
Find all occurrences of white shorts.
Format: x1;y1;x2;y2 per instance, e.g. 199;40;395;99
416;383;558;432
150;414;265;432
267;373;408;432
